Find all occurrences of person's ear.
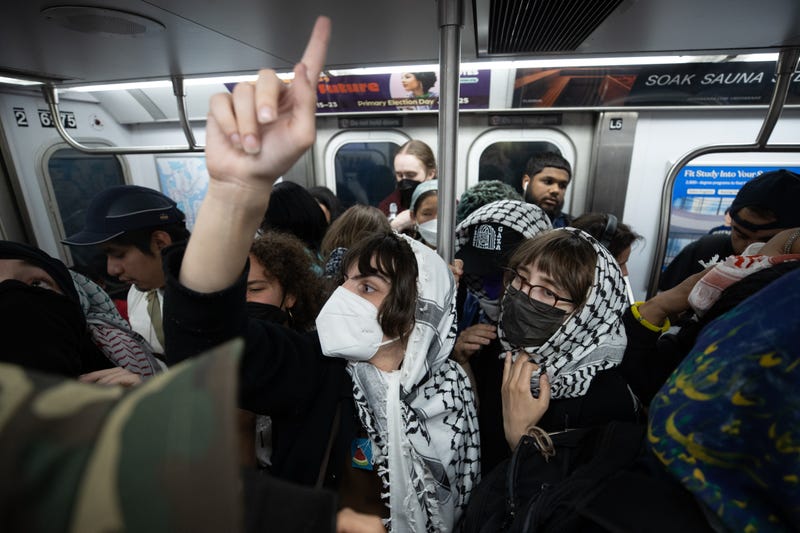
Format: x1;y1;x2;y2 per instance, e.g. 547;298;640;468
150;230;173;252
283;292;297;310
521;175;530;190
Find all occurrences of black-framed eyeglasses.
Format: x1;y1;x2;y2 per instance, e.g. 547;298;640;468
504;269;575;310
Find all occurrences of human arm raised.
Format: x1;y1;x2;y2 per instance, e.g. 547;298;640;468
180;16;331;293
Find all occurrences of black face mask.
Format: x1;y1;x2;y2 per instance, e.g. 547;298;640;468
0;280;88;377
398;179;421;210
500;285;566;347
246;301;288;325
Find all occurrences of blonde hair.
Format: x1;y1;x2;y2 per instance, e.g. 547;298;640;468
397;139;436;176
320;204;392;258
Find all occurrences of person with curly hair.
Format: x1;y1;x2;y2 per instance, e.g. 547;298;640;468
248;230;326;332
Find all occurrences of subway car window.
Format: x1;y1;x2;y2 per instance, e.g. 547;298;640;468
478;141;562;193
46;148;126;267
334;141;399;208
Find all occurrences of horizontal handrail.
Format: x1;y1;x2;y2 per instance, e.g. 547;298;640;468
41;78;205;154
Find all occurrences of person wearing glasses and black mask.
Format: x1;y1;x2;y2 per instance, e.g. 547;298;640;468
477;228;643;473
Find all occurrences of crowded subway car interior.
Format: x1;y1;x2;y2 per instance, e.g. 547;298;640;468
1;0;799;532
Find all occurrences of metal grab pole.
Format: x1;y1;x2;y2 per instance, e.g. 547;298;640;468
755;48;800;147
436;0;464;264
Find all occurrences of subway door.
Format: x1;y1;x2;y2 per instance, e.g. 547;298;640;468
463;117;590;217
0;91;136;263
321;129;410;209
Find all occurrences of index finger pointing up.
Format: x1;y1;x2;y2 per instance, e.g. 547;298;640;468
300;16;331;84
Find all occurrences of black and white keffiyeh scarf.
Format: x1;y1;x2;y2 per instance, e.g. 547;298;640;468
71;272;164;377
455;200;552;307
498;228;628;399
348;235;481;532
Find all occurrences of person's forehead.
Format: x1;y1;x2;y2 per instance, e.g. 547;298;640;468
345;260;391;284
533;166;570;182
418;195;438;209
731;209;782;237
0;258;57;281
102;242;135;253
395;153;424;168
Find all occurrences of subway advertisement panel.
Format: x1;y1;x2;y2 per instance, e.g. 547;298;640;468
513;62;800;108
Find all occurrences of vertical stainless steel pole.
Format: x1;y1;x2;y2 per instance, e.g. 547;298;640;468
436;0;464;263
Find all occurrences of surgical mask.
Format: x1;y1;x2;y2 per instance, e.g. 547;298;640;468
316;286;396;361
500;285;566;347
416;219;438;246
246;302;288;325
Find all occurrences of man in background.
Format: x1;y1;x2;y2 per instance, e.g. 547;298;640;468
64;185;189;357
659;169;800;290
521;152;573;227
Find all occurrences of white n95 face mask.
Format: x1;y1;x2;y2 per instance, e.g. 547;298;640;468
416;218;438;246
316;286;393;361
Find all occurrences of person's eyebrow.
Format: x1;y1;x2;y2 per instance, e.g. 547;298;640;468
351;272;391;285
538;274;567;292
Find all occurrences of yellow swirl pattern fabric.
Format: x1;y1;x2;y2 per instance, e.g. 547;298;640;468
649;268;800;532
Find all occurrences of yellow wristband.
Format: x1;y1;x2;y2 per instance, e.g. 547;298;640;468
631;302;671;333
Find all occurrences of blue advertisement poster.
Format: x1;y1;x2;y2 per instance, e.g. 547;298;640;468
663;165;800;269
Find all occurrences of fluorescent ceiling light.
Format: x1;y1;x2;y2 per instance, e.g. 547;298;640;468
732;53;779;62
66;72;295;92
68;80;173;92
0;76;43;86
328;64;438;76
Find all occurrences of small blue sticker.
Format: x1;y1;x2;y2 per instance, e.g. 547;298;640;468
351;437;373;471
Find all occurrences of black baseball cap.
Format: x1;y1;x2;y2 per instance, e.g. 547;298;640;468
63;185;185;246
455;222;526;276
729;169;800;231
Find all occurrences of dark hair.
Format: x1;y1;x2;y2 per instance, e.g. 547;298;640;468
307;186;344;222
250;231;326;331
260;181;328;253
340;232;418;344
108;222;190;256
410;72;437;93
571;212;642;259
507;230;595;308
396;139;437;176
524;152;572;181
320;204;392;257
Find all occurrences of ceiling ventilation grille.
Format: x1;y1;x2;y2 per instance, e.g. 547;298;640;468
488;0;624;54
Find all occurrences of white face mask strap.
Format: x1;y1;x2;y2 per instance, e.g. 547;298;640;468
376;336;400;348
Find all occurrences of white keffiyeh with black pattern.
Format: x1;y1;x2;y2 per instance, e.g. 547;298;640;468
348;234;481;532
498;227;628;399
